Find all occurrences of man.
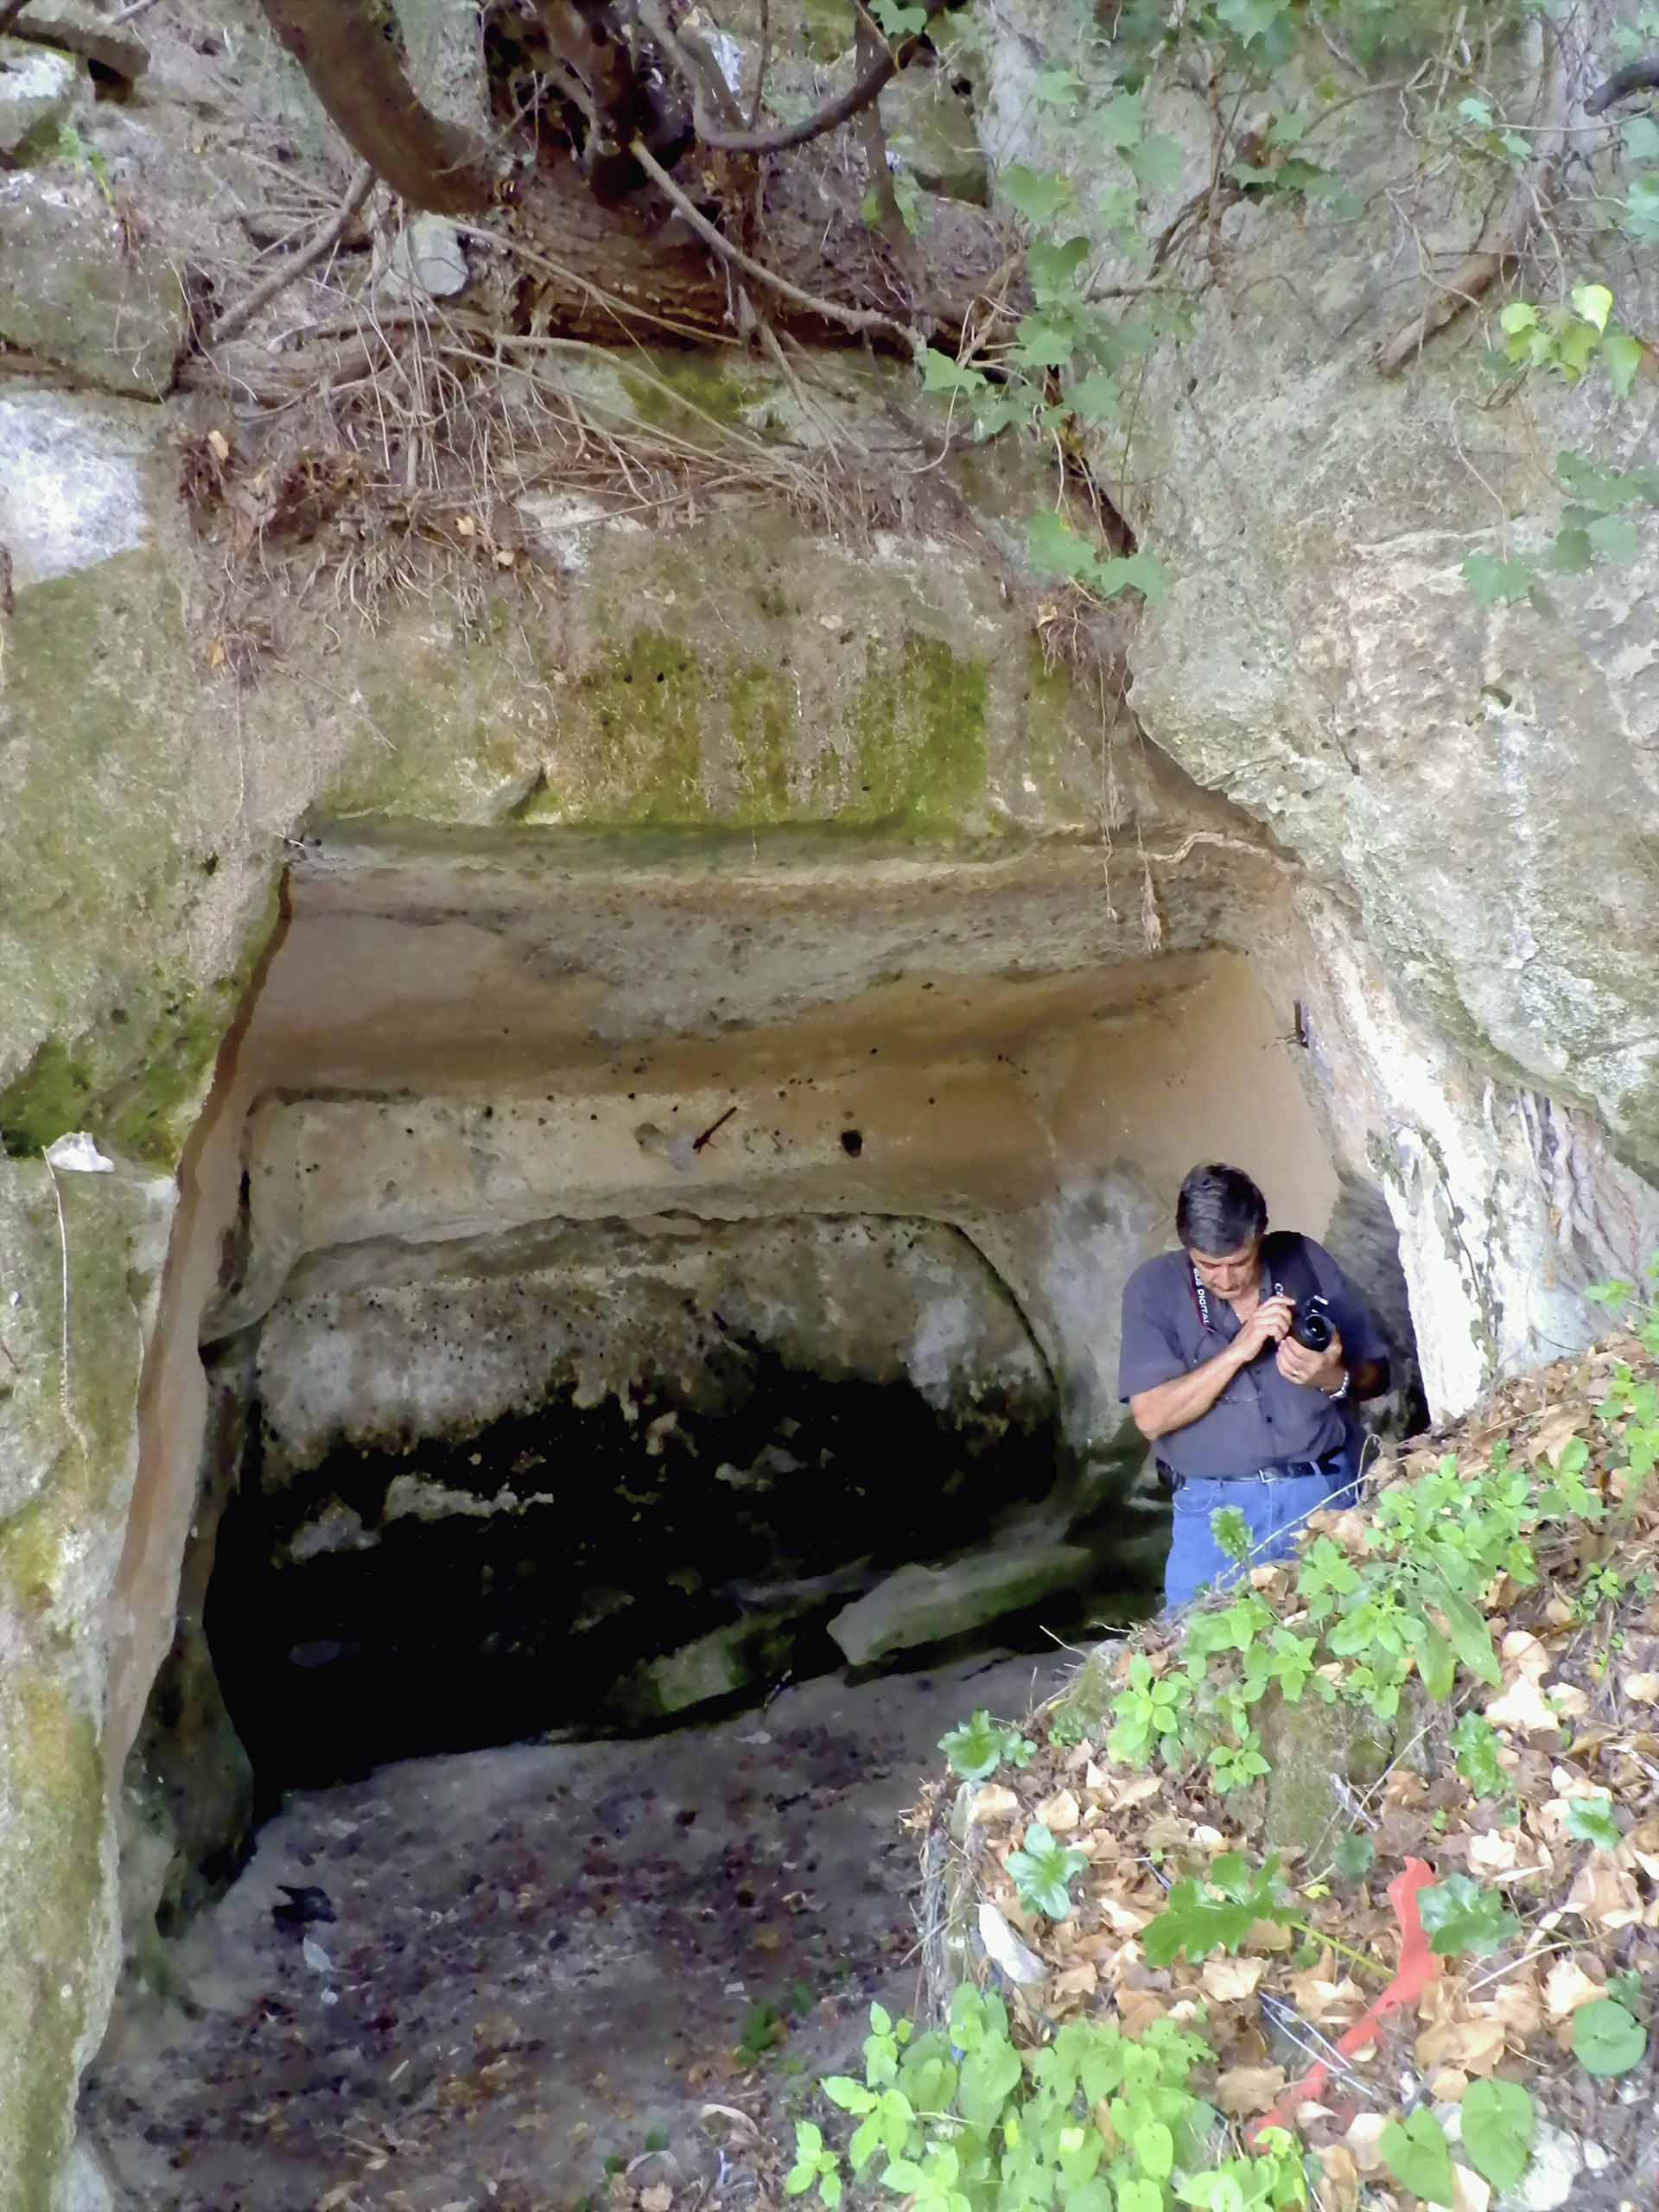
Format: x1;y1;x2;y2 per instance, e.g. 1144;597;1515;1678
1119;1163;1389;1608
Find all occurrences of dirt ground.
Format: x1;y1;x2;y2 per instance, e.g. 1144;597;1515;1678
84;1649;1070;2212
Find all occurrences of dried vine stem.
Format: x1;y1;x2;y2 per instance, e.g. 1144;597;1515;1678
208;162;377;346
1375;22;1570;375
626;135;924;358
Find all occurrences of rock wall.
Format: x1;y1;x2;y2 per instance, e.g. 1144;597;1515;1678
3;1;1659;2202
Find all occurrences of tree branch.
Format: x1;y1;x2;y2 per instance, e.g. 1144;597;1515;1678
691;0;954;157
207;162;378;346
626;133;923;357
254;0;499;214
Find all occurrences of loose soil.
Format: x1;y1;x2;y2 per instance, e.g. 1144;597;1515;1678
84;1649;1068;2212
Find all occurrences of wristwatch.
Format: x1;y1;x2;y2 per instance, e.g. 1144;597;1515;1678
1325;1366;1351;1402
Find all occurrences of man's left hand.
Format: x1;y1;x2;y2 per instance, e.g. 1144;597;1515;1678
1277;1323;1345;1394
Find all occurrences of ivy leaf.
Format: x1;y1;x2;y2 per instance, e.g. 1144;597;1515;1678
1461;2077;1535;2191
1065;369;1120;424
920;349;988;398
1027;509;1094;581
1027;236;1091;304
1624;115;1659;159
1129;134;1186;192
1499;302;1539;334
1216;0;1291;45
1567;1794;1623;1850
1380;2108;1457;2208
1012;315;1077;370
1572;283;1613;333
1418;1875;1521;1958
1602;327;1643;397
1032;66;1085;108
1332;1831;1376;1880
1548;524;1593;574
1090;92;1145;151
868;0;927;35
1573;1998;1648;2075
1002;163;1072;225
1587;511;1641;562
1091;549;1168;603
1462;551;1534;604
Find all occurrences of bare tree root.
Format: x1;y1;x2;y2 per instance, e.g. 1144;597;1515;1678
1375;22;1571;377
626;135;924;358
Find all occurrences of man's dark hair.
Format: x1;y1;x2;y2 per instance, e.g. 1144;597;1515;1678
1176;1163;1268;1255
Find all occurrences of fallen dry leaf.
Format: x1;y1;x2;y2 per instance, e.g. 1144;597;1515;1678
1543;1956;1603;2016
1035;1787;1080;1833
640;2187;673;2212
1344;2113;1388;2174
969;1784;1020;1825
1416;2016;1506;2074
1622;1670;1659;1704
1451;2163;1492;2212
1485;1673;1562;1735
1566;1860;1644;1929
1215;2064;1286;2117
1201;1955;1266;2003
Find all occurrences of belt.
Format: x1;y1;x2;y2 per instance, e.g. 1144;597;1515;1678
1182;1449;1346;1487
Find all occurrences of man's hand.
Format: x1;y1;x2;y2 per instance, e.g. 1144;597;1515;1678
1231;1293;1294;1367
1277;1320;1345;1394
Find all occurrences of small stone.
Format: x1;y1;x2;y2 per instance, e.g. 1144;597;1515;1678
376;213;469;303
0;41;78;162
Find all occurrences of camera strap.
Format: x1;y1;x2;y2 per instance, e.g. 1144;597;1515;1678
1188;1232;1320;1336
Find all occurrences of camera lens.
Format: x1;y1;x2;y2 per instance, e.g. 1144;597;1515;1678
1294;1306;1333;1352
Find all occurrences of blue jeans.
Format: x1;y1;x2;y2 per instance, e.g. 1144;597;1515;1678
1165;1464;1359;1609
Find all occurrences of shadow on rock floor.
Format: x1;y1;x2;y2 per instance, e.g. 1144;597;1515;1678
85;1649;1068;2211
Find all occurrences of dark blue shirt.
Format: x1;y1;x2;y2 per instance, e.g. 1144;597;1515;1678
1117;1236;1389;1478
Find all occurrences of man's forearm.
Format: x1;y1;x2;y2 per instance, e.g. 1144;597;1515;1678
1130;1343;1246;1442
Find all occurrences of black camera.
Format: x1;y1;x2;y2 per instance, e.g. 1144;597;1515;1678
1290;1295;1334;1353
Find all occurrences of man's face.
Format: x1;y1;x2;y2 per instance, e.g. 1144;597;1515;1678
1186;1236;1261;1300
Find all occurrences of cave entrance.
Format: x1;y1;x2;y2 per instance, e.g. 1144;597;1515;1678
93;830;1427;2204
131;830;1421;1857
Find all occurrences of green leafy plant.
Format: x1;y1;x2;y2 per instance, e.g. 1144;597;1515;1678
1331;1831;1376;1881
817;1986;1303;2212
938;1709;1037;1783
786;2120;843;2207
1573;1996;1649;2076
1417;1875;1521;1958
1460;2077;1535;2193
1567;1793;1623;1851
1144;1853;1295;1966
1452;1711;1510;1801
1007;1822;1090;1921
1108;1653;1194;1766
1380;2107;1456;2207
